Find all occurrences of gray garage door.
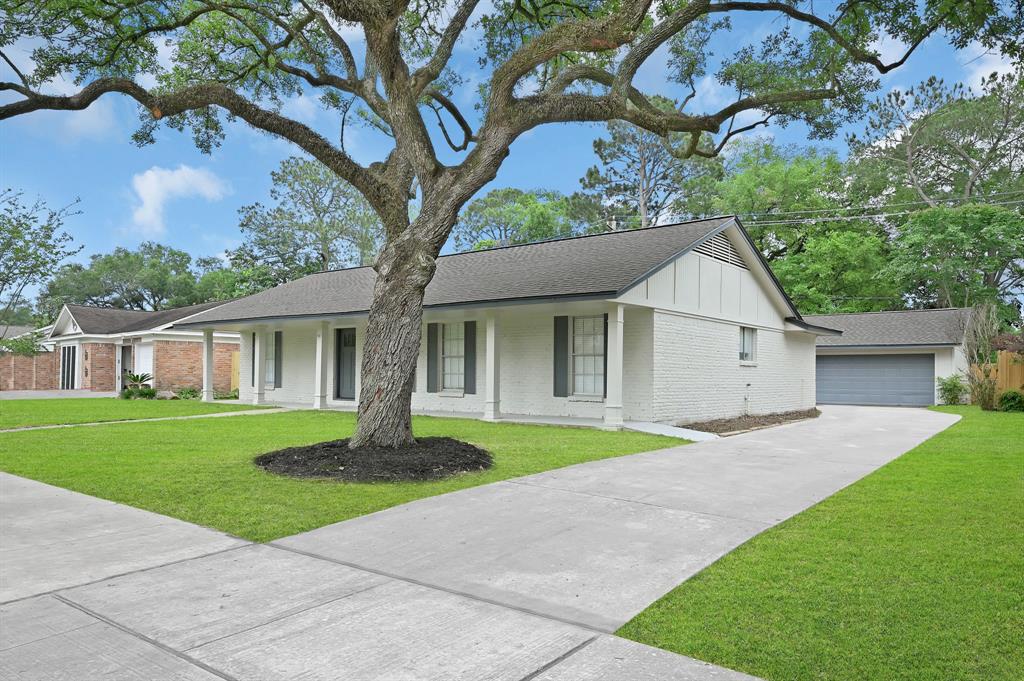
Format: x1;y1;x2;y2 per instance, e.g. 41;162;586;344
816;354;935;406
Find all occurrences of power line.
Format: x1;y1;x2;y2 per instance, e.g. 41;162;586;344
734;198;1024;227
735;190;1024;219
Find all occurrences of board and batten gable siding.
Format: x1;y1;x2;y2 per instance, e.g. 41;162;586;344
653;312;816;423
617;230;787;329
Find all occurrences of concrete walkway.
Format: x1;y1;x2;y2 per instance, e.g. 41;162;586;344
0;406;287;433
0;405;960;679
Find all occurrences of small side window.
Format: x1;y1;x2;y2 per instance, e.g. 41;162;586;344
739;327;757;362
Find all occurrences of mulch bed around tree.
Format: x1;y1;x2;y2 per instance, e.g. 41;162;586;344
254;437;493;482
681;408;821;435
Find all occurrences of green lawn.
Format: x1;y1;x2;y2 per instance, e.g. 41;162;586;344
0;398;269;429
618;407;1024;681
0;410;679;541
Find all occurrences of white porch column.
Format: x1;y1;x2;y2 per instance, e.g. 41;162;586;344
201;329;215;402
251;327;265;405
604;303;625;428
483;313;501;420
312;321;329;409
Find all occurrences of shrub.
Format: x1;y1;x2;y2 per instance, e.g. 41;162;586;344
120;386;157;400
215;388;239;400
176;387;201;400
998;390;1024;413
936;375;967;405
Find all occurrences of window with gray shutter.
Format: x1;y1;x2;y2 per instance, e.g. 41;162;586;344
426;323;439;393
464;321;476;394
553;316;569;397
274;331;283;387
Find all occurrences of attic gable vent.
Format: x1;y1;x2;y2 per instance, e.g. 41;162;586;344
694;232;747;269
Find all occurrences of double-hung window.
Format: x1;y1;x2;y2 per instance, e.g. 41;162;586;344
739;326;757;362
572;316;605;396
264;331;277;386
441;322;465;391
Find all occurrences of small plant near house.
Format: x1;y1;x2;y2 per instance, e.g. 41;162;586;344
124;372;153;389
176;387;201;400
998;389;1024;412
961;304;1000;410
215;389;239;400
120;386;157;400
936;375;967;405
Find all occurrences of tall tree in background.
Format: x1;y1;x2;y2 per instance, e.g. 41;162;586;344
711;140;848;260
0;190;80;334
849;68;1024;207
887;204;1024;319
2;1;1018;448
582;98;720;229
453;188;587;250
234;157;383;284
39;242;200;316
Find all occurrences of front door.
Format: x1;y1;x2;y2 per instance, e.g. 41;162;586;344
120;345;133;388
335;328;356;400
59;345;77;390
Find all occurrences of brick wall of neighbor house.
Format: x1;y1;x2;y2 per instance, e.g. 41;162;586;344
152;340;239;393
81;342;116;392
0;351;58;390
652;311;816;424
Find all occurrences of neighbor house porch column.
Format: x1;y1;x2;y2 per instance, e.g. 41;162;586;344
312;321;329;409
483;312;500;420
201;328;215;402
604;303;624;428
251;326;265;405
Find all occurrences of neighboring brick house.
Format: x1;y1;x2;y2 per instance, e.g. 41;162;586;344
30;302;240;394
1;325;58;391
177;217;841;426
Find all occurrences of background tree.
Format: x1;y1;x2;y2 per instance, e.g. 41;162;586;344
772;230;902;313
3;0;1019;448
581;101;720;229
0;190;80;335
453;188;587;249
39;242;201;315
709;140;848;260
849;68;1024;208
234;157;383;285
886;204;1024;321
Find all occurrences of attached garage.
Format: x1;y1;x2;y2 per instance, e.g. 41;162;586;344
804;309;970;408
816;353;935;406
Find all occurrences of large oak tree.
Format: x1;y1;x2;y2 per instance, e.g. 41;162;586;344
1;0;1020;447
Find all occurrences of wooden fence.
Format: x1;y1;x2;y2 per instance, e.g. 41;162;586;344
979;351;1024;394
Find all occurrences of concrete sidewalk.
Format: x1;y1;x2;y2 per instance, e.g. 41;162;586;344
0;405;959;679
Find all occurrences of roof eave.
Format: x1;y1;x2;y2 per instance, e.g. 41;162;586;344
785;317;842;335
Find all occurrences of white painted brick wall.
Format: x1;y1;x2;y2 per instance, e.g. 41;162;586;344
652;311;815;424
238;304;654;421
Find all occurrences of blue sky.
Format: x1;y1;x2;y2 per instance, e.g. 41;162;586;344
0;9;1014;276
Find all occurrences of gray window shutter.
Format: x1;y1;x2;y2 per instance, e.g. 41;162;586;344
426;323;439;393
250;332;255;387
464;321;476;394
602;313;608;398
274;331;283;388
553;316;569;397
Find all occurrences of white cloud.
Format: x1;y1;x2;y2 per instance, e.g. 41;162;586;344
129;165;229;237
961;43;1014;90
281;94;319;123
870;32;908;65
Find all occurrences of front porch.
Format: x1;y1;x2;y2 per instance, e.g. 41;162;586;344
199;301;648;429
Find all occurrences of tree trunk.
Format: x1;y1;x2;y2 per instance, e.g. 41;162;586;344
349;231;436;448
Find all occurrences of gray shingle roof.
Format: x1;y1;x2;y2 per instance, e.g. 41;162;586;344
804;308;971;347
177;217;745;327
0;325;33;339
61;301;229;335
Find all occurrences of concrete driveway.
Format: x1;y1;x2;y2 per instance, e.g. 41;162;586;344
0;405;959;680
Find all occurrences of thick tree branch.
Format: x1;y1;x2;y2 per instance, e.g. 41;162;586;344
707;1;946;74
425;89;476;151
411;0;482;93
0;78;401;217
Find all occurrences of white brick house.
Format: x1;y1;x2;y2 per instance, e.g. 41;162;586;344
177;217;838;427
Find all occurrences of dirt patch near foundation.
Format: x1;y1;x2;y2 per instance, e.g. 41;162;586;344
681;408;821;435
254;437;493;482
